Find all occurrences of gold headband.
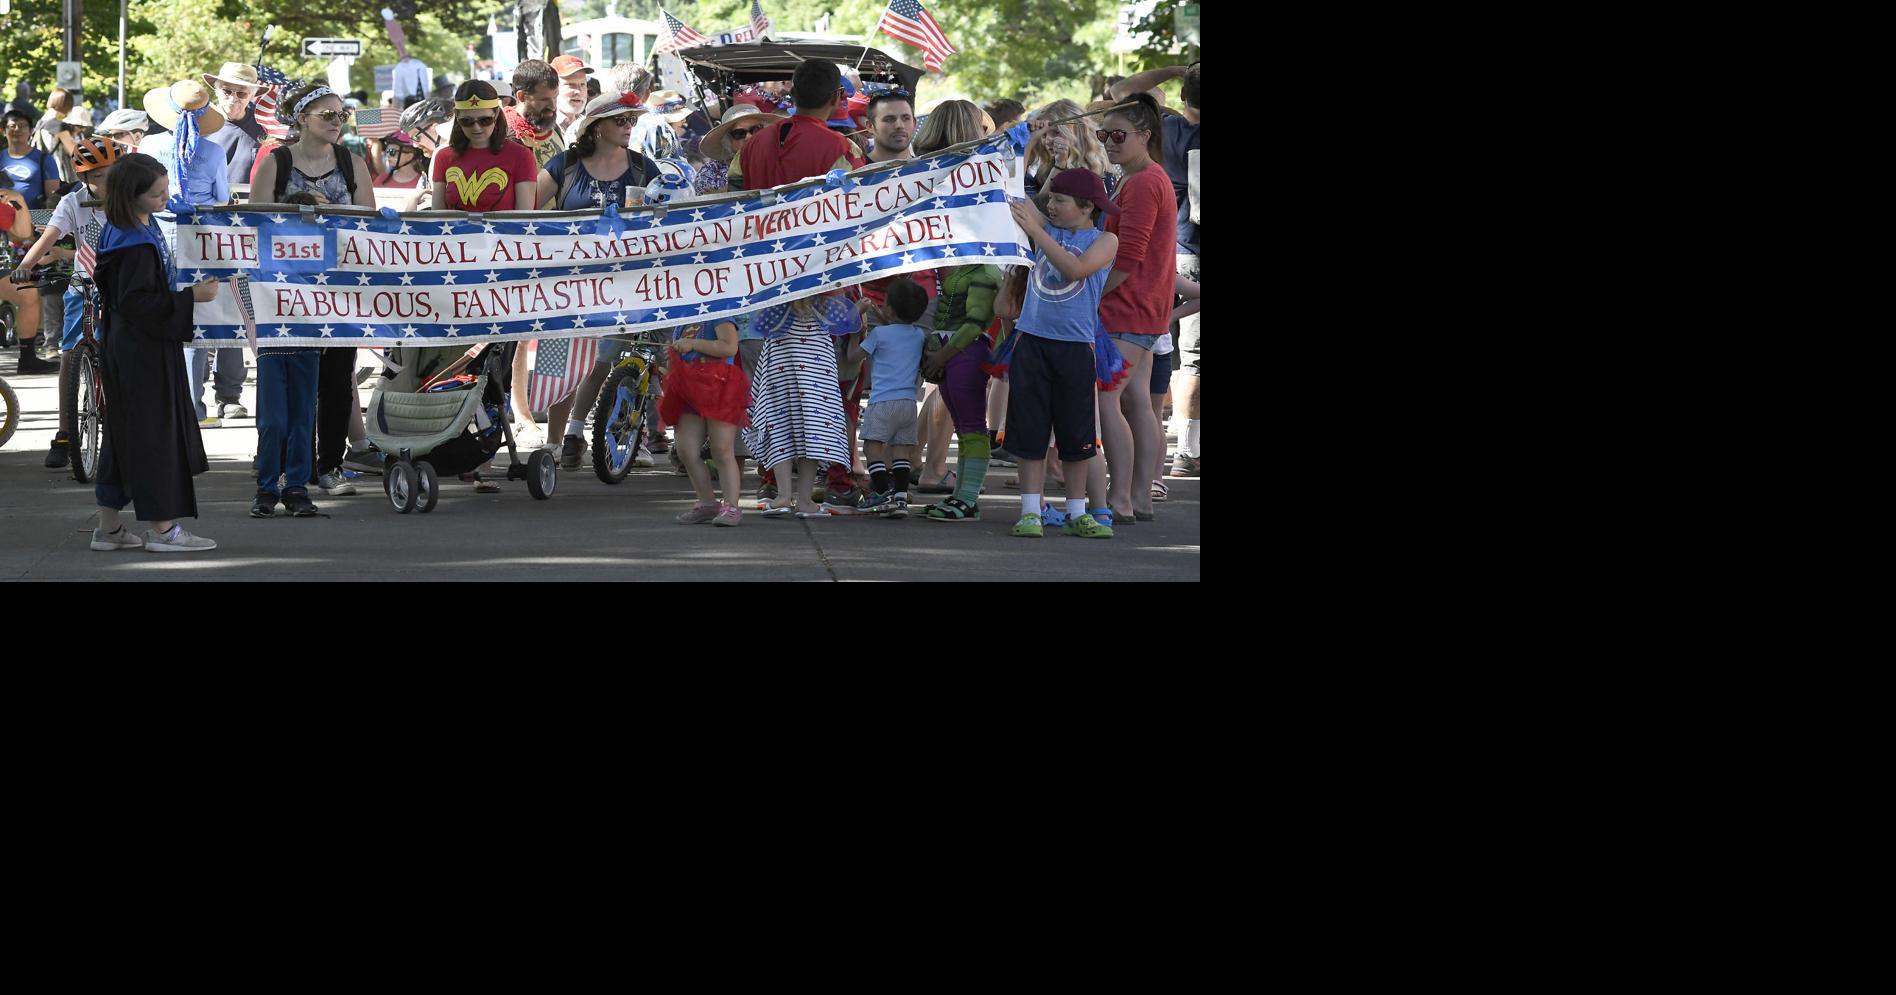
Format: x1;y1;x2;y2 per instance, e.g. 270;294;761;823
455;97;502;110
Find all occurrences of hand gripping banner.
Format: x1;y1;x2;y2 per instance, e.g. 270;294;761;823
177;137;1031;348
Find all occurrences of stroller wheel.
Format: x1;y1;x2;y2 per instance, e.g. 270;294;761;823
528;448;557;501
414;460;439;514
388;459;419;514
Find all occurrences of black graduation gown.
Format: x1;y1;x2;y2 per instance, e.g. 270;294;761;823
94;240;210;522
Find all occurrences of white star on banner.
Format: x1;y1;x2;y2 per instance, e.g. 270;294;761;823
269;214;287;224
192;326;205;338
401;325;419;336
729;201;746;214
738;297;751;307
690;209;706;222
356;273;373;286
858;260;874;273
481;222;497;234
355;219;371;230
312;272;330;284
275;271;290;283
651;259;663;268
653;309;669;320
613;313;628;325
565;266;583;276
772;240;787;252
566;223;585;235
900;251;916;266
398;273;415;285
440;272;458;284
776;283;792;296
444;326;462;337
941;245;957;256
931;198;946;210
812;232;827;244
697;303;710;314
438;222;458;236
318;325;335;337
523;222;540;235
360;325;378;336
398;222;412;235
572;314;589;328
692;252;708;264
974;194;989;204
853;225;870;237
526;268;541;279
730;246;746;257
275;326;293;336
928;159;943;170
530;319;546;332
485;271;501;282
610;262;625;272
192;270;205;282
982;244;997;255
487;324;503;335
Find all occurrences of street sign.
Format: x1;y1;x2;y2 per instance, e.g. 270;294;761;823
56;61;83;91
302;37;363;57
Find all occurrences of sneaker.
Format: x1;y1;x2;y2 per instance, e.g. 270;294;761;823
1169;454;1200;477
144;525;217;552
858;490;902;516
635;445;656;468
886;491;909;519
281;489;319;517
197;416;222;429
991;448;1020;468
1009;513;1044;538
219;402;250;419
14;350;58;374
250;490;278;518
342;447;386;474
90;525;144;551
44;432;71;469
560;435;585;471
648;433;671;454
675;501;721;525
317;471;357;496
713;503;743;527
825;485;863;514
1062;513;1115;539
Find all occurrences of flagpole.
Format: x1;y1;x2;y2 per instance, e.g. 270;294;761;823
857;9;883;73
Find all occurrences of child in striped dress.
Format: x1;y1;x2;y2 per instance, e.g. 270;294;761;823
744;294;858;518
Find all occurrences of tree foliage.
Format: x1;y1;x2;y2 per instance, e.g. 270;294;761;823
1;0;156;107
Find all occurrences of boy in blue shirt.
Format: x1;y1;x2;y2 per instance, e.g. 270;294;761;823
1004;170;1121;539
847;277;929;517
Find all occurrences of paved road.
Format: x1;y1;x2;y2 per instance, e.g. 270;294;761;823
1;362;1199;581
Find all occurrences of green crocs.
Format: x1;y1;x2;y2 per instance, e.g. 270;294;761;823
1009;513;1044;538
1062;513;1114;539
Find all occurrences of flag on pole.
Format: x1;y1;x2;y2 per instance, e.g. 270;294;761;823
655;9;708;55
353;108;399;140
528;336;598;411
876;0;957;72
76;215;102;279
251;66;295;142
751;0;773;37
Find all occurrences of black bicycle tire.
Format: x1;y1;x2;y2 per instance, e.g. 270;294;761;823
592;365;647;485
71;346;103;483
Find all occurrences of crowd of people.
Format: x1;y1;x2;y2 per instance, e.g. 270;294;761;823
3;50;1200;553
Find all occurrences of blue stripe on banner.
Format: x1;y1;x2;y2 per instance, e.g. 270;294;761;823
182;141;1035;347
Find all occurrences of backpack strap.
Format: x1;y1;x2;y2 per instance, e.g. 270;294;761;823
271;144;293;201
334;143;357;198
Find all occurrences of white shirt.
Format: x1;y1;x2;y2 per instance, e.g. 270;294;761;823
394;59;433;100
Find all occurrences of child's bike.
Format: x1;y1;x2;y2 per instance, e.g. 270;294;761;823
65;279;105;482
592;331;666;485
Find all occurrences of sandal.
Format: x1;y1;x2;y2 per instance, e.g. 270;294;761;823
1151;480;1169;502
795;508;832;519
475;478;501;494
760;500;794;517
924;497;980;522
917;470;957;494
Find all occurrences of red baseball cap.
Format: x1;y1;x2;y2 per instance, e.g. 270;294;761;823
1048;168;1121;215
550;55;594;78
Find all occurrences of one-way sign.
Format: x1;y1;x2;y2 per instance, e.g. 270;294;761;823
302;37;362;57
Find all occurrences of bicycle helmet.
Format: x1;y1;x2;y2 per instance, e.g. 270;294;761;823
71;135;125;173
400;97;453;138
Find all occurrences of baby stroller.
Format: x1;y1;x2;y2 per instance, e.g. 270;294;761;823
363;343;557;513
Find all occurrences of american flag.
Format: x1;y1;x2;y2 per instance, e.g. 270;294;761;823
251;66;295;142
354;108;399;140
528;337;599;411
655;9;707;55
76;214;102;279
877;0;956;72
751;0;772;37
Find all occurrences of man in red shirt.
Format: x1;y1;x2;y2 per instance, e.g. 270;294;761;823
737;60;864;190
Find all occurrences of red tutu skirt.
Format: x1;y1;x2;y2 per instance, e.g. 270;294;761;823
660;359;752;428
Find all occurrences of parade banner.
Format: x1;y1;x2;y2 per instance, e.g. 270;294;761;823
178;137;1029;348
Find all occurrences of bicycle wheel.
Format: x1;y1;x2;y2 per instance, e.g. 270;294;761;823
70;346;103;482
592;363;648;485
0;376;18;449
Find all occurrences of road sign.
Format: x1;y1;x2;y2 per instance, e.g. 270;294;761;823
302;37;363;58
56;61;83;91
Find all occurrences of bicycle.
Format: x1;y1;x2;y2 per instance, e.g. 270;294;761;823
64;278;104;483
592;330;667;485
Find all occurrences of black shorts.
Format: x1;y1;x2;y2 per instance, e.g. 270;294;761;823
1150;349;1172;395
1003;333;1098;462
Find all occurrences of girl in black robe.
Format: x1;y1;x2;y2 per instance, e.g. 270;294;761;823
89;152;224;553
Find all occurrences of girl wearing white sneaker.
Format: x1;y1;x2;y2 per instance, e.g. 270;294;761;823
90;152;222;552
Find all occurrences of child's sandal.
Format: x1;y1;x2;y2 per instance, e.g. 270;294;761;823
924;497;979;522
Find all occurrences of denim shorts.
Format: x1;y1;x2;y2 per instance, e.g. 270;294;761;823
59;285;84;352
1109;332;1163;352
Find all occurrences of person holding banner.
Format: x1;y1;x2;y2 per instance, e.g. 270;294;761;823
90;153;222;553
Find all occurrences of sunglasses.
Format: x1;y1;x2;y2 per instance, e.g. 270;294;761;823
309;110;352;124
727;126;760;140
216;86;255;100
1096;128;1144;146
461;116;497;129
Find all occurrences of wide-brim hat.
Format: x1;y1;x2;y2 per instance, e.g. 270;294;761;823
646;90;695;124
97;108;150;134
63;104;93;127
563;90;648;147
144;81;225;135
201;62;262;93
701;104;783;163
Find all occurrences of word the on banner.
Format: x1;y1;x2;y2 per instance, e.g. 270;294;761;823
179;140;1030;348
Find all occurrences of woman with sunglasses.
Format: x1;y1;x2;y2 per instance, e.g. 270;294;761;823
1094;92;1177;524
430;80;537;213
697;104;782;195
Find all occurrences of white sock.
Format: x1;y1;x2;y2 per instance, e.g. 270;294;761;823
1021;492;1041;516
1182;419;1201;458
566;419;584;438
1067;497;1087;517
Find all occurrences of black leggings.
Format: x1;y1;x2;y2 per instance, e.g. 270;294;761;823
315;347;355;474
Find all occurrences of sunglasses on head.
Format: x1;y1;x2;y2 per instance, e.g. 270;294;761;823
309;109;351;124
1096;128;1142;145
